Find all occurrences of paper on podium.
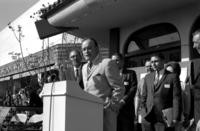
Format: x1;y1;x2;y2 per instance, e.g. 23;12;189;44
162;107;173;127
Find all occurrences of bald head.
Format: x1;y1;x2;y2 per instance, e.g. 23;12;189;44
81;38;99;62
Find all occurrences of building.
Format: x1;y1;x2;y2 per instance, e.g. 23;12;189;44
0;43;80;97
35;0;200;80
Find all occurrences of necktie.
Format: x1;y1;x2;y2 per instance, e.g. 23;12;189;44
75;68;79;80
87;62;92;76
154;71;160;86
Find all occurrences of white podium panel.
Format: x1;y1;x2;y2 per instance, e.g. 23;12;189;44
41;81;103;131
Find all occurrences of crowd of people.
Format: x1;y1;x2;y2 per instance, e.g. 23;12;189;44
3;85;43;107
3;88;30;107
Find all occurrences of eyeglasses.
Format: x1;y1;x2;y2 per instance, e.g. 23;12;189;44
151;60;159;63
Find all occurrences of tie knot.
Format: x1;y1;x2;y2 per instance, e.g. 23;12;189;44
87;62;92;76
155;71;160;78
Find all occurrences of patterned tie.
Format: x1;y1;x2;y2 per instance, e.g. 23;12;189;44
87;62;92;76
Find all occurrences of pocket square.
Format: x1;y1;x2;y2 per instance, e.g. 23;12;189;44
164;84;170;88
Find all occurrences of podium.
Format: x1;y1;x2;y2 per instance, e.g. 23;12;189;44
41;81;103;131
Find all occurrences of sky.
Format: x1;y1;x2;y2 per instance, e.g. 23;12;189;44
0;0;39;30
0;0;51;66
0;0;78;66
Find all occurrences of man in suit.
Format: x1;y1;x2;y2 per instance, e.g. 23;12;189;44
141;54;182;131
81;38;125;131
111;53;138;131
191;30;200;131
135;59;153;131
59;49;84;89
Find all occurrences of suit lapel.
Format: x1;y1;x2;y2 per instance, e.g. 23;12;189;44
70;67;76;80
87;57;102;80
150;72;155;92
87;65;97;79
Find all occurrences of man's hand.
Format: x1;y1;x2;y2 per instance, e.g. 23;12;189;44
119;99;125;107
104;97;121;113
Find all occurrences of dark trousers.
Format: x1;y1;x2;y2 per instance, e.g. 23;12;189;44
144;110;176;131
154;122;175;131
117;101;135;131
141;120;154;131
117;112;134;131
142;122;175;131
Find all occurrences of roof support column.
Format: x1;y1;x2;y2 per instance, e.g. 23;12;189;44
109;28;120;57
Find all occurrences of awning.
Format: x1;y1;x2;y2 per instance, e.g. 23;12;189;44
0;76;10;82
0;64;55;81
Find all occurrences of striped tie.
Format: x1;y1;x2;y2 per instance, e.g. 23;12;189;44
87;62;92;76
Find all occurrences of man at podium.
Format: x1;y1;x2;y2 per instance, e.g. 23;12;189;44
81;38;125;131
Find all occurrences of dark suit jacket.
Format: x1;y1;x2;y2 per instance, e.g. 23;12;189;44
141;70;182;123
59;63;85;89
120;69;138;117
191;59;200;123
